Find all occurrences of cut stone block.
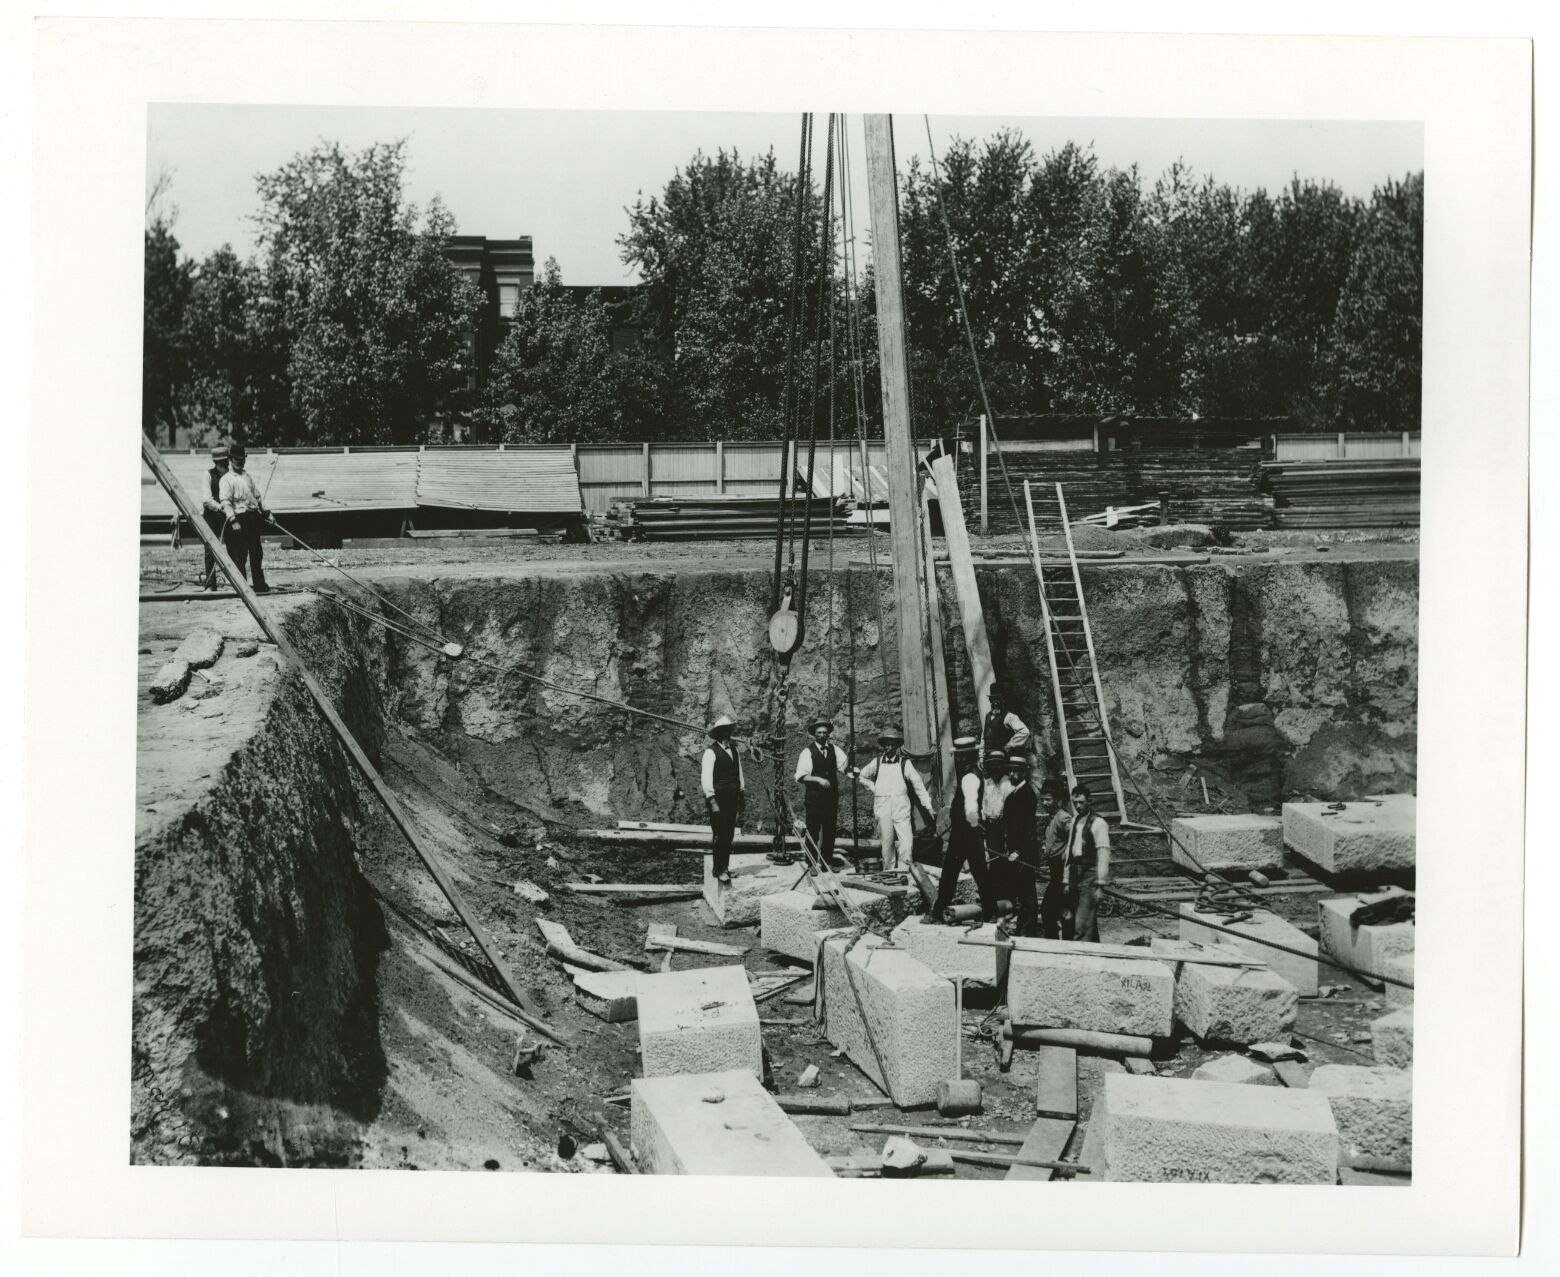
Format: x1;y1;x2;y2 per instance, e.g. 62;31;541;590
704;854;804;927
1170;814;1284;873
888;917;1010;988
1372;1007;1414;1069
1319;891;1415;986
630;1068;834;1177
148;659;192;703
1191;1053;1278;1086
636;964;762;1080
760;889;872;965
1008;948;1173;1038
1153;939;1298;1045
1097;1072;1339;1184
1384;951;1415;1008
568;968;639;1022
820;932;955;1107
1179;904;1319;997
172;629;224;671
1283;796;1416;874
1309;1064;1412;1168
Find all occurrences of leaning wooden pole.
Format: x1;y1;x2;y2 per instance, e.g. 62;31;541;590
863;113;934;760
140;436;569;1046
927;446;995;724
920;489;956;804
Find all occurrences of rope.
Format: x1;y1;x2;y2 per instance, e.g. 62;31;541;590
795;112;836;620
772;113;814;614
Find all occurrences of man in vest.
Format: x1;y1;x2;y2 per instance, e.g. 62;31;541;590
853;729;934;872
218;443;271;593
200;443;230;589
930;737;995;922
701;715;745;886
1039;782;1073;938
978;746;1014;866
981;682;1032;759
795;717;853;866
1000;750;1043;936
1062;782;1112;942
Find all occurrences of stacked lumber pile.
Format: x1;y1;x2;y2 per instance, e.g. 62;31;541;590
968;447;1271;534
1259;459;1421;529
592;495;856;542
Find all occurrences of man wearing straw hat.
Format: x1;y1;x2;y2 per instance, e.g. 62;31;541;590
701;715;745;886
794;717;854;868
930;736;996;922
852;728;934;872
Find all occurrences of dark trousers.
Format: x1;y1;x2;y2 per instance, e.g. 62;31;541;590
1040;869;1068;939
709;790;741;877
223;513;268;591
1068;864;1101;942
1009;858;1041;937
932;829;994;917
804;790;838;863
202;513;225;586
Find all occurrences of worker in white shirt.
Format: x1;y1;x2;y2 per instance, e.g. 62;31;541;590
217;443;271;593
980;682;1032;759
852;729;934;872
701;714;745;885
1062;782;1111;942
794;717;853;866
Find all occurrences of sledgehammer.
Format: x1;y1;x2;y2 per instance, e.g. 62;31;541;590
936;977;983;1117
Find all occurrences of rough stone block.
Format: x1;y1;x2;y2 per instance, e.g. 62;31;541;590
1008;948;1173;1037
760;889;871;965
703;854;804;927
172;629;225;671
888;917;1010;988
1097;1072;1339;1184
1283;796;1416;874
1372;1007;1414;1069
1319;891;1415;986
1384;950;1415;1008
1153;939;1298;1045
637;964;762;1080
1170;814;1285;873
820;932;955;1107
1179;905;1319;997
148;659;192;704
1191;1053;1278;1086
630;1069;834;1177
1309;1064;1412;1168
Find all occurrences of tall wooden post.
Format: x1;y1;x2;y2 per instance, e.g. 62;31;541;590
979;413;989;535
864;113;933;760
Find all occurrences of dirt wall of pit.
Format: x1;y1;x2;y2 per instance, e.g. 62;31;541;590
132;602;393;1165
376;557;1418;826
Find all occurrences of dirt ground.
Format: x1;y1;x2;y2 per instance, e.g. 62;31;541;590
134;534;1414;1175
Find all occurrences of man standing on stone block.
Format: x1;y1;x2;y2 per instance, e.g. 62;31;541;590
853;729;934;871
980;682;1032;760
702;715;745;886
1039;782;1072;939
1063;783;1111;942
931;737;996;922
1001;751;1042;936
795;717;853;867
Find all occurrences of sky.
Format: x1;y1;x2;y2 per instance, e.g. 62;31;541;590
147;106;1422;285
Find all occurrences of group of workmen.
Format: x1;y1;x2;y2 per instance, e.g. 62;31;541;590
699;682;1110;941
196;442;273;593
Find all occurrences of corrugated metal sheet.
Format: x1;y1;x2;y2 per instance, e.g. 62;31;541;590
415;446;583;513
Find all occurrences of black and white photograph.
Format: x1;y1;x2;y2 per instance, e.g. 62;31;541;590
17;12;1535;1265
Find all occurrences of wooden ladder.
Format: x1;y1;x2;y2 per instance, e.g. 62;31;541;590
1022;480;1129;823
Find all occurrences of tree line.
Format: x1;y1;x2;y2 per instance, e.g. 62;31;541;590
144;133;1422;448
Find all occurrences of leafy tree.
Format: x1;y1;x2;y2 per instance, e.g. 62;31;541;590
252;140;481;444
142;217;193;443
182;245;290;445
473;259;669;443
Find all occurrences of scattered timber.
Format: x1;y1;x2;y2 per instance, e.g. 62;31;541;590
1005;1117;1078;1181
776;1095;852;1117
644;933;749;958
1004;1025;1158;1058
600;1127;639;1174
961;935;1266;969
1034;1045;1078;1120
827;1150;956;1178
949;1148;1090;1176
849;1122;1026;1146
564;882;703;897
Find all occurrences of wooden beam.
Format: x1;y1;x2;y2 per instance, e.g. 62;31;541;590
849;1122;1026;1146
564;883;703;896
141;436;561;1039
1034;1045;1078;1120
929;448;995;723
961;935;1267;969
1004;1025;1156;1057
921;489;956;804
863;113;933;760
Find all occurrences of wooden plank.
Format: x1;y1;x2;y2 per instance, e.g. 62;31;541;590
827;1150;956;1178
929;449;996;722
564;883;703;896
849;1122;1027;1146
864;112;933;760
776;1095;851;1116
1006;1026;1155;1057
1034;1045;1078;1119
951;1147;1088;1176
837;876;910;898
1003;1117;1077;1181
1272;1060;1311;1089
582;828;878;852
920;489;956;804
961;935;1266;969
141;437;568;1042
645;933;750;958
